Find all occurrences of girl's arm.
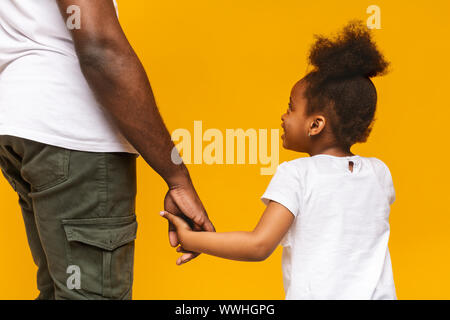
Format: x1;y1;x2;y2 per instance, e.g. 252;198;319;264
160;201;294;264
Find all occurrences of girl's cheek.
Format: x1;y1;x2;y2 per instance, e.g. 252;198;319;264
290;127;306;149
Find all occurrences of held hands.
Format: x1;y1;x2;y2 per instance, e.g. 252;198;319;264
163;183;215;265
160;210;192;253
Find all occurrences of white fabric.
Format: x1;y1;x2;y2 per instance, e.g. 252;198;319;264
261;154;396;300
0;0;138;154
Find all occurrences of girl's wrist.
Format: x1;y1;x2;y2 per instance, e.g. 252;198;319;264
178;229;193;248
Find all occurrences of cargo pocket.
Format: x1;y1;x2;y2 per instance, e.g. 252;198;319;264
62;215;138;299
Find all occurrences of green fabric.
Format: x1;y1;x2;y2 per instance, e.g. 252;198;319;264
0;135;138;300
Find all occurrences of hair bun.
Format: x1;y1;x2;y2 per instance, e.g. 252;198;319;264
308;20;389;80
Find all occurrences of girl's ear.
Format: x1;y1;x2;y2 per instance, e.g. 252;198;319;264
309;115;326;137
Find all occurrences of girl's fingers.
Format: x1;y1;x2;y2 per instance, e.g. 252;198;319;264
161;211;197;265
160;211;190;229
160;210;172;221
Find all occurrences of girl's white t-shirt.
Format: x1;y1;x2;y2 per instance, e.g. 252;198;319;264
262;154;396;300
0;0;138;154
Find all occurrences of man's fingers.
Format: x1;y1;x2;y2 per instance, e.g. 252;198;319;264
168;229;179;247
168;186;210;226
176;252;199;265
166;214;179;247
176;246;195;254
192;223;202;232
203;219;216;232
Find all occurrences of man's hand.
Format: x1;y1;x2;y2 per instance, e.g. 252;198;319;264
164;183;215;265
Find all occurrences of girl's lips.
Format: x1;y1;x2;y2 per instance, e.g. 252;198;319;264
281;123;286;139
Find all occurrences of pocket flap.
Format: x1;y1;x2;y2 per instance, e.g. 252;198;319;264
62;215;137;251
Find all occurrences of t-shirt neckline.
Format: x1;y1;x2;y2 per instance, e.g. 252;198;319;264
312;154;360;159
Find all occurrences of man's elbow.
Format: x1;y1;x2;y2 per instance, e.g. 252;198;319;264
77;45;106;70
76;39;129;72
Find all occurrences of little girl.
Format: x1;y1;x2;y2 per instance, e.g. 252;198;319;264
161;20;396;300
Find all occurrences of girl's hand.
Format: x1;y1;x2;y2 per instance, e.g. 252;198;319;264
160;211;193;259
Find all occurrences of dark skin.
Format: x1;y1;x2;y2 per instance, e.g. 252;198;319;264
282;79;355;159
56;0;215;265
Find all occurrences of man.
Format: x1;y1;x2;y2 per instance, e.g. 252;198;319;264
0;0;214;299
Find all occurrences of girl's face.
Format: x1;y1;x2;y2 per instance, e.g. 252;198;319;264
281;79;313;152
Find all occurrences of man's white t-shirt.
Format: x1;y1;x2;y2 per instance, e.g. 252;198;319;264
0;0;138;154
261;154;396;300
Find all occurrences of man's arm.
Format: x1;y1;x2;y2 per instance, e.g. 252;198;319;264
56;0;214;264
161;201;295;263
56;0;185;186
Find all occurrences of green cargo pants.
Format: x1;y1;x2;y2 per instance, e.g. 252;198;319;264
0;135;139;300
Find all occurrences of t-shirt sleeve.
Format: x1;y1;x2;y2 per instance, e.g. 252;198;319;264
261;161;301;217
384;164;396;205
370;158;396;205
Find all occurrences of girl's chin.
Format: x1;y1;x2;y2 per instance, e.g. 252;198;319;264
282;139;302;152
282;134;297;151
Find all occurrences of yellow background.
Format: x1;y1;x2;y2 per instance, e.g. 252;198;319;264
1;0;449;299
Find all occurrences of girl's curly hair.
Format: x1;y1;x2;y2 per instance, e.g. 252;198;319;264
303;20;390;149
